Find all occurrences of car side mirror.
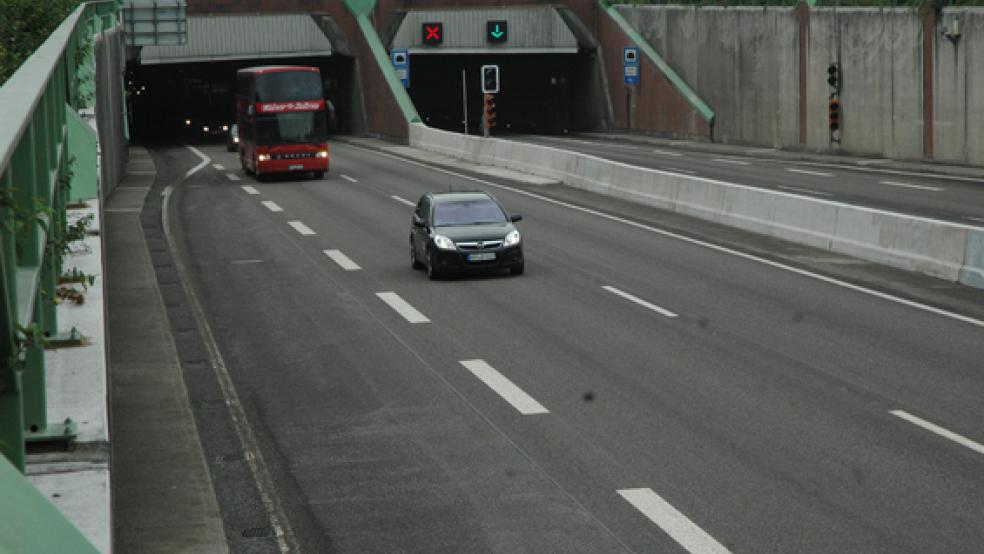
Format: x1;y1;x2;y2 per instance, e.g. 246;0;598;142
510;214;523;223
412;215;426;227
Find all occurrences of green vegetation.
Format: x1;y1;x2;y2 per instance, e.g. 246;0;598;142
616;0;982;5
0;0;84;85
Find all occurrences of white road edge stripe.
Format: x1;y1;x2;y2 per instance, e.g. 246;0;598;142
602;286;678;318
183;145;211;178
392;195;416;207
890;410;984;456
376;292;430;323
341;174;358;183
786;168;833;177
344;144;984;329
665;167;696;175
213;163;225;170
324;249;361;271
287;221;316;236
460;360;549;415
241;185;260;195
261;201;283;213
226;173;241;181
880;180;943;192
618;488;732;554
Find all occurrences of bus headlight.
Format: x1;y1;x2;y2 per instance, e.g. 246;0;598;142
257;154;271;162
316;151;328;158
222;125;229;132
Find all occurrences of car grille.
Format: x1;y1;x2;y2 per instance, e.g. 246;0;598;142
456;240;503;250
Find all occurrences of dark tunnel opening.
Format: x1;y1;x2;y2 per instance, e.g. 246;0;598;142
406;52;605;136
126;55;356;145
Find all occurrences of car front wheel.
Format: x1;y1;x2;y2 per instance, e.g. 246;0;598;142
411;241;423;270
426;250;440;280
510;262;525;276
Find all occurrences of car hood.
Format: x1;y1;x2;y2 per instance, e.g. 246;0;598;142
432;223;515;241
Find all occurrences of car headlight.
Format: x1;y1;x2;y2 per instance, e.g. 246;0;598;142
316;150;328;158
202;126;210;133
257;154;271;162
504;230;521;247
432;235;456;251
233;137;239;143
222;125;229;132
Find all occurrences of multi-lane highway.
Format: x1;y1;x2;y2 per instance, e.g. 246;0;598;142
509;134;984;225
156;141;984;553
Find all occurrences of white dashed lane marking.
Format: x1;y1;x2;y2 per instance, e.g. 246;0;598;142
460;360;549;415
226;173;241;181
376;292;430;323
213;164;225;170
618;488;732;554
712;158;750;166
603;286;678;318
324;249;361;271
261;201;283;213
653;149;684;157
287;221;316;236
879;181;943;192
891;410;984;457
341;174;358;183
786;168;833;177
241;185;260;195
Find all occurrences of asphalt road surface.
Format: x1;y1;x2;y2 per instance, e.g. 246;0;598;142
154;141;984;553
507;134;984;225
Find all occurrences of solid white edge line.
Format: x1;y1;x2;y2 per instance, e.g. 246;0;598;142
261;201;283;213
184;145;211;178
665;167;696;175
342;144;984;329
618;488;732;554
460;359;549;415
602;286;678;318
375;291;430;323
324;249;361;271
241;185;260;195
169;146;294;552
287;221;316;236
341;174;358;183
786;168;833;177
392;195;416;207
879;180;943;192
226;173;241;181
890;410;984;456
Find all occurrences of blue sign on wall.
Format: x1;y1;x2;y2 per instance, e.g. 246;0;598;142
623;46;640;86
391;49;409;89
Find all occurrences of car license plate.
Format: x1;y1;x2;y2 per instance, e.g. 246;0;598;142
289;164;304;170
467;252;496;262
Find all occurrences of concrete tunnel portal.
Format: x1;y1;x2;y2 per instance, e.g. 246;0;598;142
389;7;610;136
126;13;360;143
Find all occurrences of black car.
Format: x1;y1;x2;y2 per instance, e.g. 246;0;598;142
410;191;524;279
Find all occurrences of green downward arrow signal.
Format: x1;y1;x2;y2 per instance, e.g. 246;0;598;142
491;25;503;39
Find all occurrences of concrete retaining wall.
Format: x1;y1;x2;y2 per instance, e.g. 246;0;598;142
935;8;984;167
94;27;127;198
410;123;984;288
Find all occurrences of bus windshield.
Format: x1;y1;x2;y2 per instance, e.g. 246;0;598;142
255;72;322;102
256;112;327;145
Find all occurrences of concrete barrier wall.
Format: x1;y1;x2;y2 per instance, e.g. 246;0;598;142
94;27;127;198
409;123;984;288
807;8;923;158
613;5;983;165
935;8;984;167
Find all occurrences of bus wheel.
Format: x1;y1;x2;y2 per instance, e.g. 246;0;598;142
312;171;324;179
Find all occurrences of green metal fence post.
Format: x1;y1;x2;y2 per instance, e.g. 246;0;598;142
0;170;25;472
22;299;47;435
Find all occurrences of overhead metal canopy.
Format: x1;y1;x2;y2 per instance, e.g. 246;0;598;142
137;13;333;65
391;7;579;54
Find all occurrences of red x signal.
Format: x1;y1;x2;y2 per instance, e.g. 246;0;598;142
422;22;443;45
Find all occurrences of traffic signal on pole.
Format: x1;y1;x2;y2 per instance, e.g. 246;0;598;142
827;63;840;92
481;65;500;94
484;93;497;129
828;98;841;132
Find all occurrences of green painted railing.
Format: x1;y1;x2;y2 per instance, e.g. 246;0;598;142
0;0;118;548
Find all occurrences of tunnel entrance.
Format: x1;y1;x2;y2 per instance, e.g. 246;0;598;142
126;55;356;144
407;52;604;136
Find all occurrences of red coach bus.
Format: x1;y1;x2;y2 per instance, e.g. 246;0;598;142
235;66;329;180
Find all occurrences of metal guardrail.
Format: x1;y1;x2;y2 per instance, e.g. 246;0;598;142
0;0;120;547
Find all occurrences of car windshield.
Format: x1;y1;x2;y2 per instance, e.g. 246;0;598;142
432;200;507;226
256;112;326;145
